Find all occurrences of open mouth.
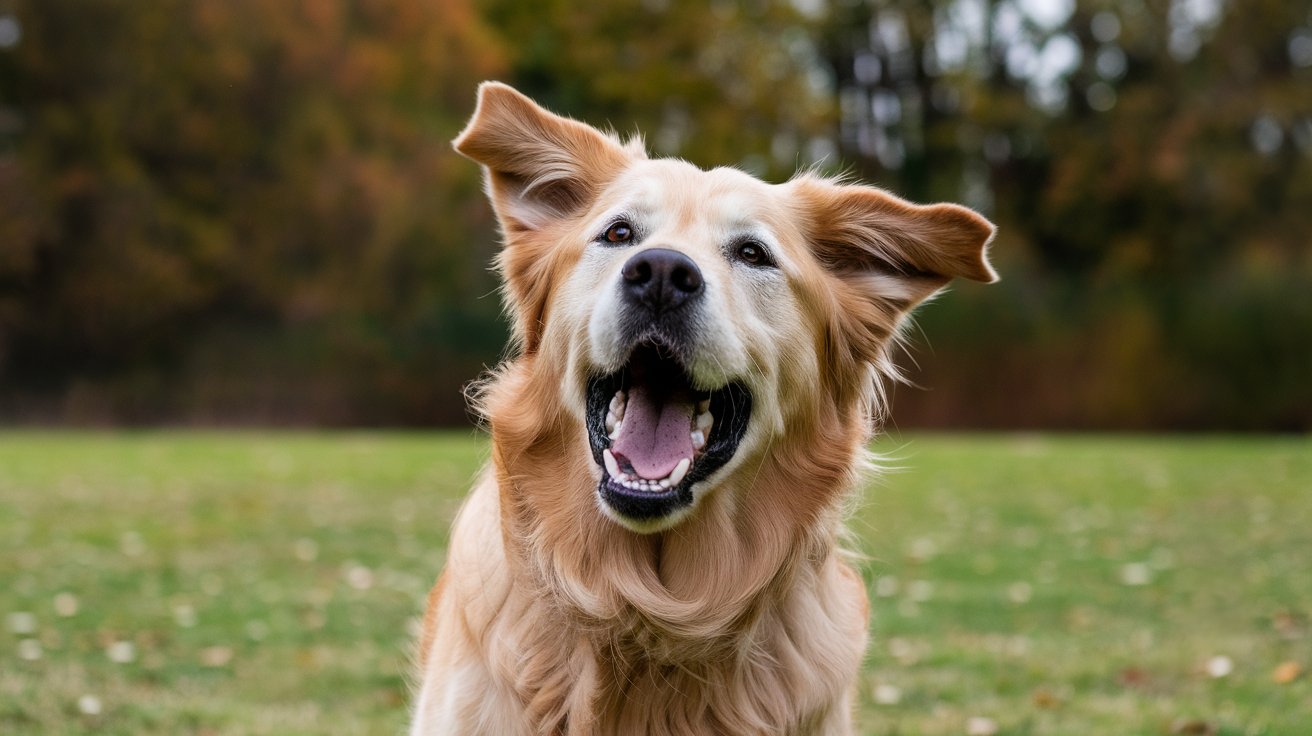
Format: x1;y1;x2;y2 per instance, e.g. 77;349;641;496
586;343;752;523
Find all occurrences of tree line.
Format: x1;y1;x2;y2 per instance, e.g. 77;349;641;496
1;0;1308;429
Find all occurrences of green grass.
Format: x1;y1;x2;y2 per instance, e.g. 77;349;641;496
0;432;1308;735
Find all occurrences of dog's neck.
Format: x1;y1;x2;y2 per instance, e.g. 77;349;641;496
482;356;865;652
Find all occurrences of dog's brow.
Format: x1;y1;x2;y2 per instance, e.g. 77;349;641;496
592;202;650;230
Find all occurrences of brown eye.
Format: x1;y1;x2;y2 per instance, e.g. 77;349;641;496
736;241;770;266
604;222;634;244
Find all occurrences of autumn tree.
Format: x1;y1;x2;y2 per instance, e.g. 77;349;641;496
481;0;836;181
0;0;503;422
1;0;1308;429
817;0;1312;429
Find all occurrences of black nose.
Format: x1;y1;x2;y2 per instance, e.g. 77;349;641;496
621;248;704;313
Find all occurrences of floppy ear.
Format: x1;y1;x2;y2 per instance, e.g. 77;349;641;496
792;175;997;381
795;175;997;307
453;82;637;234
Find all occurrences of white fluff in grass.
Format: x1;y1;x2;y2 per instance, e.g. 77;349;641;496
346;564;375;590
200;645;234;667
1206;655;1234;678
1007;581;1033;604
1120;562;1152;586
18;638;42;661
106;640;135;664
54;592;79;617
908;580;934;602
77;695;102;716
7;611;36;634
872;683;902;705
874;575;899;598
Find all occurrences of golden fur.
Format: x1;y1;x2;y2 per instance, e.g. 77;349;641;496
411;83;996;735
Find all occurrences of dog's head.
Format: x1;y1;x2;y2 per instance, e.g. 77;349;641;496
456;83;996;534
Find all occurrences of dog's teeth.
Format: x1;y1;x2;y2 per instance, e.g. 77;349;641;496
697;398;711;413
611;419;622;438
668;457;691;486
609;392;626;419
690;429;705;450
603;449;621;478
695;411;713;433
605;411;616;435
659;478;670;489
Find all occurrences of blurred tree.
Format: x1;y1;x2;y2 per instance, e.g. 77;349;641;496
481;0;835;181
817;0;1312;429
0;0;1308;429
0;0;504;423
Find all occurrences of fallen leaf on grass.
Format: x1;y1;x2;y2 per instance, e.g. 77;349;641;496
966;716;998;736
1067;606;1096;630
1031;688;1061;709
1169;718;1216;735
199;645;233;667
1271;610;1306;640
382;688;407;707
1118;667;1151;689
296;648;321;670
54;592;79;617
1272;661;1302;684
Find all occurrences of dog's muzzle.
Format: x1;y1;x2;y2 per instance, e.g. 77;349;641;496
585;249;753;529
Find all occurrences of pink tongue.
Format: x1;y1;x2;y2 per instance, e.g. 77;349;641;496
611;385;695;480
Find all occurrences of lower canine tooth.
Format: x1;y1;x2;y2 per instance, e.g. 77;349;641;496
603;449;621;478
668;457;691;486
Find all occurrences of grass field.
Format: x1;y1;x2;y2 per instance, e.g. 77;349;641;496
1;432;1308;735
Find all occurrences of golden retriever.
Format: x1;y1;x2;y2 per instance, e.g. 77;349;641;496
411;82;996;735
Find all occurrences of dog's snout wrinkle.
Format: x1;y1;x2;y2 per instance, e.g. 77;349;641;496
621;248;703;314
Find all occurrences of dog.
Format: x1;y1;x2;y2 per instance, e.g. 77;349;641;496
410;82;996;735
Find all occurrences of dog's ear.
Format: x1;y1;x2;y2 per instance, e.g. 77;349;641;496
795;175;997;306
792;175;997;380
454;82;636;233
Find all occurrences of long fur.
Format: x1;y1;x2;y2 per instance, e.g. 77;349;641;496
411;83;996;736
